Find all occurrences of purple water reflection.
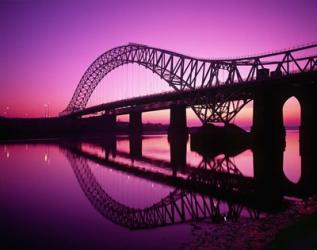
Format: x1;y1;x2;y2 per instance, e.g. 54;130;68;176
0;144;192;250
283;131;301;183
0;131;303;249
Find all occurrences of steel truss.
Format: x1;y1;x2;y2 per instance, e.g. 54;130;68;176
62;43;317;124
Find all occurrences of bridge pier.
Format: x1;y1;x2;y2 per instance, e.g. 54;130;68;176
168;105;187;135
130;135;142;160
104;134;117;161
168;105;188;177
251;89;285;209
169;134;188;177
253;141;284;209
102;114;117;133
298;85;317;194
129;112;142;134
251;83;317;202
251;89;285;150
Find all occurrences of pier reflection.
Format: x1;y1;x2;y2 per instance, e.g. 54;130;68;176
59;131;317;230
63;145;262;230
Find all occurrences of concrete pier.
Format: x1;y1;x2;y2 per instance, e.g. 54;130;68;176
129;112;142;134
168;105;187;135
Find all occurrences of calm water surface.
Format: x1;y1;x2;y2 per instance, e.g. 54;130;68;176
0;131;304;249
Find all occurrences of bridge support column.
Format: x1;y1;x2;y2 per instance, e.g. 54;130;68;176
130;135;142;160
104;134;117;161
252;142;284;210
169;134;188;177
299;85;317;194
168;105;187;135
252;90;285;209
129;112;142;134
168;105;188;177
102;114;117;133
252;89;285;151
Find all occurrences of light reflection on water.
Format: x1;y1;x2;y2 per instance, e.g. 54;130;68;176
0;131;306;249
283;131;301;183
90;162;173;209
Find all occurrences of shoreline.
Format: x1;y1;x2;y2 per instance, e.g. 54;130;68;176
179;196;317;250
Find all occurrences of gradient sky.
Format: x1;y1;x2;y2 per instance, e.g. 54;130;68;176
1;0;316;126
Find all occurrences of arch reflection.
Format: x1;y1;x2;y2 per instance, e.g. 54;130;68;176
63;147;262;230
283;97;301;183
57;127;317;230
60;134;300;230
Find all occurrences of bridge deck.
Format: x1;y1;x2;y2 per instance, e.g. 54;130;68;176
68;71;317;117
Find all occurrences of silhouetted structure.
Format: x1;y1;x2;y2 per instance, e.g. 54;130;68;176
168;104;187;134
129;134;142;159
129;112;142;134
190;123;250;158
168;132;188;177
1;44;317;168
62;43;317;124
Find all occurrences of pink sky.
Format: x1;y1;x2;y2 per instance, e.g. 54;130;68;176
1;0;316;127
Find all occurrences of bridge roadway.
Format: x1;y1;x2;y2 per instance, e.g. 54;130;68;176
67;71;317;118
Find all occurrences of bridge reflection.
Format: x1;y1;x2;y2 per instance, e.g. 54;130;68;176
59;133;317;230
66;151;264;230
63;146;262;230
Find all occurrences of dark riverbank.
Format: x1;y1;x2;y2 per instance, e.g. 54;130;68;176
265;209;317;249
0;116;170;141
179;197;317;250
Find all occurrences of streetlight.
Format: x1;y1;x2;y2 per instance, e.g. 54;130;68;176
3;106;9;117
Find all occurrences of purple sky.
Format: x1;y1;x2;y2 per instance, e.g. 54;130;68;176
0;0;316;125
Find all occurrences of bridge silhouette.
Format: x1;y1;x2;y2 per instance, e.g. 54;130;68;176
1;43;317;143
61;43;317;124
1;43;316;207
1;42;317;249
55;43;317;155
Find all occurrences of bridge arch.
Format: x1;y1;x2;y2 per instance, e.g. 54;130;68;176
62;44;233;116
282;96;301;184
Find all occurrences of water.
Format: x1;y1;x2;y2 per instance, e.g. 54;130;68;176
0;131;312;249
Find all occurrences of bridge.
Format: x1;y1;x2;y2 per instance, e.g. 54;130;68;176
57;43;317;153
1;43;317;142
61;43;317;122
55;41;317;221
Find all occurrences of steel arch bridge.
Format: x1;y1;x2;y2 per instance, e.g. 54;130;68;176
62;43;317;124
